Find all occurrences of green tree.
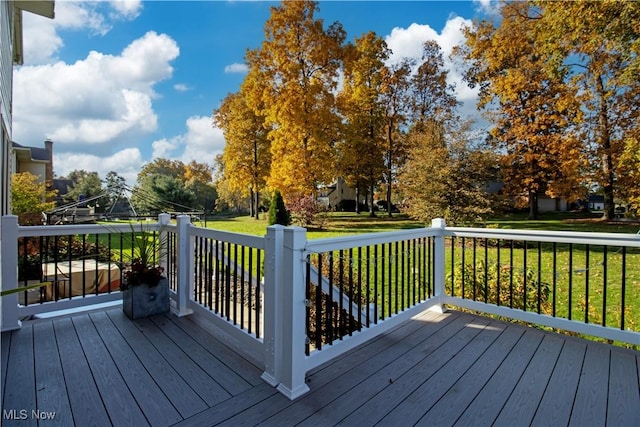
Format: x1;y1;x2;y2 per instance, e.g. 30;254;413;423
62;170;107;210
268;189;291;226
11;172;57;224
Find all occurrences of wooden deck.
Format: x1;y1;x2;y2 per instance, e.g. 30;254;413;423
2;307;639;426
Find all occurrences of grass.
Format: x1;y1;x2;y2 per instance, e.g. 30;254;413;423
194;211;640;237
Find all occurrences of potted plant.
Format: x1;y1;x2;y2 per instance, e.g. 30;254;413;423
119;223;170;319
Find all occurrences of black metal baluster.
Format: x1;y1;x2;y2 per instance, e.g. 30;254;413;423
328;252;334;343
602;246;607;327
305;255;311;355
585;244;590;324
496;240;501;306
316;253;323;349
240;245;246;331
621;247;626;331
339;249;344;337
373;245;379;323
537;242;542;314
568;243;573;320
255;249;261;338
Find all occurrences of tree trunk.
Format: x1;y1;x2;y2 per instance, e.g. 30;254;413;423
355;186;360;214
528;190;538;220
595;74;615;221
249;189;255;218
369;180;376;217
254;190;260;220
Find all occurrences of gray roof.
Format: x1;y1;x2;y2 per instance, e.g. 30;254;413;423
12;142;50;162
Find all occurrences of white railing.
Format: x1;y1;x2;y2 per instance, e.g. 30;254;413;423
2;215;639;401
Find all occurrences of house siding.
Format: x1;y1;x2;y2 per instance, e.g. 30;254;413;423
1;0;14;216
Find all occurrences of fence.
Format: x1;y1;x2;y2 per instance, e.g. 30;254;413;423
1;215;639;400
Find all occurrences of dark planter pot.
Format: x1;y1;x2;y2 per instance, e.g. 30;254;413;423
122;278;170;319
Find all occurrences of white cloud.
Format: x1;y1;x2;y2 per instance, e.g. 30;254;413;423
384;17;480;123
109;0;143;20
13;31;179;146
174;83;191;92
151;116;225;167
21;13;62;64
54;148;144;186
21;0;144;64
224;62;248;74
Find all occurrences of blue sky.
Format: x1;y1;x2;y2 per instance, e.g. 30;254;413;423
14;1;494;185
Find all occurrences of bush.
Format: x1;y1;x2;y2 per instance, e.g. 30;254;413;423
448;260;551;313
268;190;291;226
288;195;328;229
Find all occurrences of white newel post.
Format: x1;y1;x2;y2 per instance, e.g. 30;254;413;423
261;225;284;387
277;226;310;399
175;215;194;317
431;218;447;313
1;215;21;331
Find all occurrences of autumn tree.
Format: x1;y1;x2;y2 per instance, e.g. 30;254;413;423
379;58;412;217
214;89;270;219
398;120;498;225
337;31;388;216
460;1;584;219
535;0;640;219
245;0;345;199
11;172;57;224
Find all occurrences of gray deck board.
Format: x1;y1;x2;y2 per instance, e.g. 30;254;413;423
447;328;544;427
531;339;587;426
106;310;209;419
3;326;36;427
332;314;492;427
32;322;73;426
89;311;182;427
53;317;112;427
265;310;460;427
2;307;639;426
607;350;640;426
167;314;264;386
71;314;150;426
569;342;610;426
492;333;565;426
135;316;231;406
375;319;507;426
149;314;252;396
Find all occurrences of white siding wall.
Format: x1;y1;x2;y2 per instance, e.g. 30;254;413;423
1;0;14;216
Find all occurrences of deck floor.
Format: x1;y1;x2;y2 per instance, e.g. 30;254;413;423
2;307;639;426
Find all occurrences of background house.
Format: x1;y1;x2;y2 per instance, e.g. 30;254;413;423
318;177;365;210
1;0;55;216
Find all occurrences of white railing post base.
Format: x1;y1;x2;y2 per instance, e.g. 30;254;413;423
1;215;21;331
276;226;310;399
175;215;194;317
431;218;447;313
277;383;310;401
262;225;284;387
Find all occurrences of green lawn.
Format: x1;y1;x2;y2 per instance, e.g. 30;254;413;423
193;211;640;237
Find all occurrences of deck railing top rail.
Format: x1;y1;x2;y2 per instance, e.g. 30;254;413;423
304;227;441;254
446;226;640;246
